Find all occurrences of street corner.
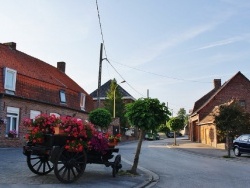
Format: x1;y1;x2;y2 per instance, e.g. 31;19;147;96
121;157;159;188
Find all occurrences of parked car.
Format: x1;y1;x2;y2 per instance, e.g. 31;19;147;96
233;134;250;156
145;132;160;140
166;132;182;138
167;132;174;138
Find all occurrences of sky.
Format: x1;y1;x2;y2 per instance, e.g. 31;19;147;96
1;0;250;115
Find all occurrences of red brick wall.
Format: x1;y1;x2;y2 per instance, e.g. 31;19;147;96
0;96;89;147
199;74;250;120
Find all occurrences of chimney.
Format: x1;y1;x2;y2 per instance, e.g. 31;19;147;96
3;42;16;50
57;62;66;73
213;79;221;89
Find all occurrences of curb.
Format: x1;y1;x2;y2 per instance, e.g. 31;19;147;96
121;157;159;188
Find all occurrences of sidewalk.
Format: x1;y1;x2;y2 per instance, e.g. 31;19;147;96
166;137;228;158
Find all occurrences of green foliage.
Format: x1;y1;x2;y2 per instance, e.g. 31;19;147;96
104;79;128;128
125;98;171;131
214;101;250;138
158;123;170;133
167;117;185;132
89;108;112;128
177;108;188;125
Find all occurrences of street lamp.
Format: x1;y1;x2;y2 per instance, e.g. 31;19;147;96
113;80;126;118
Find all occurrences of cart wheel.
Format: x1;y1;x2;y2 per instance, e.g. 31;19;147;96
112;154;121;177
54;147;87;183
27;153;54;175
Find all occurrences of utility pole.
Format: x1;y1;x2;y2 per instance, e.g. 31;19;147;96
97;43;103;108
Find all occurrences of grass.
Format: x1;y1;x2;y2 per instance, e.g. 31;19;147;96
118;170;139;177
222;155;235;158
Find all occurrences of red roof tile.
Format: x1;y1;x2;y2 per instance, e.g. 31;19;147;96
0;43;93;112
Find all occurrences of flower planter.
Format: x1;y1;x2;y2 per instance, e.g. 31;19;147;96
108;142;117;147
54;126;66;135
8;133;16;138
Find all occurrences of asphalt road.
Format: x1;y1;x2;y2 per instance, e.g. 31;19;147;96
119;138;250;188
0;147;147;188
1;137;250;188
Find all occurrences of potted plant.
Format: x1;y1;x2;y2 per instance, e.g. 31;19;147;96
8;130;17;138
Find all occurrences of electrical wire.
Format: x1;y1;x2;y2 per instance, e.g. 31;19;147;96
109;58;211;83
105;59;146;97
95;0;145;98
96;0;108;59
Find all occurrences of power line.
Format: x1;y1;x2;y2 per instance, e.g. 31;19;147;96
105;59;146;97
95;1;145;98
96;0;108;58
109;58;211;84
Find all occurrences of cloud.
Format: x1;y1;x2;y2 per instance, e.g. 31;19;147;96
126;22;218;67
195;36;244;51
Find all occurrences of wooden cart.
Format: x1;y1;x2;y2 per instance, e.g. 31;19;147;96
23;134;122;183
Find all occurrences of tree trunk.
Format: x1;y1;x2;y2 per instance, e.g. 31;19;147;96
129;129;145;175
174;131;177;145
226;133;231;157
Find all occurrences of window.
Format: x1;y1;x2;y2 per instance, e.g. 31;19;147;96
6;107;19;137
241;135;249;142
50;113;60;118
80;93;86;110
60;90;66;103
30;110;41;121
239;100;246;108
4;67;17;91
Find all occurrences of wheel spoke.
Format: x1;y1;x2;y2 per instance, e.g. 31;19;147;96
71;167;77;177
58;165;66;173
67;168;71;181
46;161;52;170
36;161;43;172
61;167;68;179
32;159;41;168
43;161;46;173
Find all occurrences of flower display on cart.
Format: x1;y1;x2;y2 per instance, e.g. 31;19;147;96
88;132;109;154
105;133;122;146
23;114;121;153
59;116;95;139
23;114;61;143
25;127;44;143
64;138;86;152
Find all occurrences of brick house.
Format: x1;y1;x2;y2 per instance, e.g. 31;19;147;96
189;71;250;148
90;79;135;109
0;42;94;147
90;79;136;137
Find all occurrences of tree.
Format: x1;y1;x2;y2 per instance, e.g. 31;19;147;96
157;123;170;133
177;108;188;126
89;108;112;130
167;117;185;145
125;98;171;174
214;100;250;157
104;79;128;130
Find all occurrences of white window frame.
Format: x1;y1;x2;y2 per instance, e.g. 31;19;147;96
60;90;66;103
6;107;19;137
80;93;86;110
50;113;60;118
30;110;41;120
4;67;17;91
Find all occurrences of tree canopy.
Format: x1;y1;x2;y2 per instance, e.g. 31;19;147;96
104;79;128;129
88;108;112;129
167;117;185;132
214;100;250;157
177;108;188;125
214;101;250;138
125;98;171;174
125;98;171;131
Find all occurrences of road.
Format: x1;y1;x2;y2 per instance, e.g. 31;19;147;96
119;138;250;188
